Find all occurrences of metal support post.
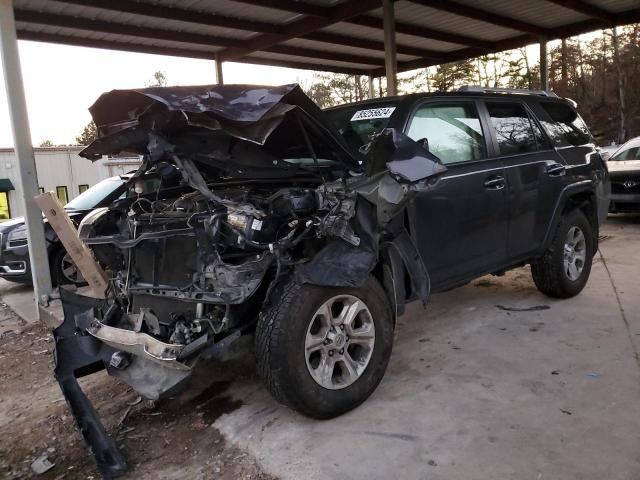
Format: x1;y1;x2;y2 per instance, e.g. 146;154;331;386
539;37;549;91
382;0;398;96
0;0;53;309
215;52;224;85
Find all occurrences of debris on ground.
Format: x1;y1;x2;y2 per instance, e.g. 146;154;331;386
496;305;551;312
0;300;275;479
30;455;55;474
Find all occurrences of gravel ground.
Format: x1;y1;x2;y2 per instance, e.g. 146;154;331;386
0;300;275;479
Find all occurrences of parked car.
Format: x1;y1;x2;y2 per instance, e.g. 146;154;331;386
598;142;620;161
54;84;608;476
0;175;129;285
606;137;640;213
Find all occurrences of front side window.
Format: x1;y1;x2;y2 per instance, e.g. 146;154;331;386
610;146;640;161
56;186;68;204
325;102;398;152
539;101;592;147
486;102;547;156
407;102;486;165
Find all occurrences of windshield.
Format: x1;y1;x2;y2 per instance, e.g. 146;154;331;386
324;102;398;153
65;177;125;210
610;145;640;161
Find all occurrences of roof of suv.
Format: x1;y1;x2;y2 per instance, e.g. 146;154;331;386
324;90;571;112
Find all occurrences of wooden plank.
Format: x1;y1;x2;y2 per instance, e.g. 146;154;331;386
34;192;107;299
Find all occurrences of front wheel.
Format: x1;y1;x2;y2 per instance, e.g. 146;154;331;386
255;276;393;419
51;248;85;287
531;209;594;298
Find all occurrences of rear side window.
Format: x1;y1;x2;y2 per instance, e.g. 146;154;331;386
407;102;486;165
539;101;592;147
486;102;548;156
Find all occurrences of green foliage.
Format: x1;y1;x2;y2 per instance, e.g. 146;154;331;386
39;139;54;147
75;120;97;146
303;73;370;107
146;70;168;87
430;59;477;92
548;25;639;143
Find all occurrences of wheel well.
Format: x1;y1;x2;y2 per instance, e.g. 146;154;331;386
563;191;599;250
48;242;65;264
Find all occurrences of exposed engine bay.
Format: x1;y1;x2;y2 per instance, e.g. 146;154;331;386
79;177;365;370
53;84;447;477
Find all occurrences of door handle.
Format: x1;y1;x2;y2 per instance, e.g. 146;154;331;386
546;163;566;177
483;175;505;190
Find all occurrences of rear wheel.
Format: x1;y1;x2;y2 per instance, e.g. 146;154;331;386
255;276;393;419
531;209;593;298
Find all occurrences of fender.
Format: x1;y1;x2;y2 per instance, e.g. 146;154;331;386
380;228;431;320
539;179;597;254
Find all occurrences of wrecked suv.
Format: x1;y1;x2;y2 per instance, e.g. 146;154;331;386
55;85;608;476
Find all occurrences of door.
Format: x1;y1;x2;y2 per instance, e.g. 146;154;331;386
483;100;566;259
404;100;508;289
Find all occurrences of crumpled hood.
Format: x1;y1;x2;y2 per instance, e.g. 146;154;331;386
80;83;361;171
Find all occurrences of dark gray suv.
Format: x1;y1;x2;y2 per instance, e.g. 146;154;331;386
52;84;608;477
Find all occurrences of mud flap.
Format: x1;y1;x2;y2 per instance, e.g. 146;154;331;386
54;287;127;478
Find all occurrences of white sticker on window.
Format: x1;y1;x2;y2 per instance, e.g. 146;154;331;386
350;107;396;121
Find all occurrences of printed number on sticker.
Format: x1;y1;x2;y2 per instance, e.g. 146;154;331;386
350;107;396;121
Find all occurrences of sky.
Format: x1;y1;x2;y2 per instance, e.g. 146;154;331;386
0;33;601;149
0;41;316;148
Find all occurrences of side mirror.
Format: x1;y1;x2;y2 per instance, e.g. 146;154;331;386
416;137;429;151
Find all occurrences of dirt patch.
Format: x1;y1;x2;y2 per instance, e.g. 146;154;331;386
0;301;274;480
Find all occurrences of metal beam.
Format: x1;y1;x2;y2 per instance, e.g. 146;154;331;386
15;9;383;68
348;15;495;50
383;0;398;96
407;0;550;36
544;0;617;24
14;9;241;47
51;0;284;34
217;0;383;62
231;55;367;75
229;0;332;17
17;31;366;75
267;45;382;67
52;0;444;61
303;31;445;61
540;37;549;91
0;0;53;308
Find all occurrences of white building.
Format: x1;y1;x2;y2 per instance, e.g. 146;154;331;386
0;146;141;220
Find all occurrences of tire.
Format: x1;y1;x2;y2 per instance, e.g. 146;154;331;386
255;275;394;419
51;247;86;287
531;209;594;298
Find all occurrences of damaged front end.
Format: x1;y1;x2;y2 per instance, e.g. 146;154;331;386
55;84;446;476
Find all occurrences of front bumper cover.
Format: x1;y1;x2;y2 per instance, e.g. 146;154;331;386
54;287;127;478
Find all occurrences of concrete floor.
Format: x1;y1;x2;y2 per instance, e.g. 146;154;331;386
214;216;640;480
2;215;639;480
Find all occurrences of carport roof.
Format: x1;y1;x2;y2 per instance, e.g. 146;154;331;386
11;0;640;76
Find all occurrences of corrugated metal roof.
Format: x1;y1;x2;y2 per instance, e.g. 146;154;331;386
10;0;640;76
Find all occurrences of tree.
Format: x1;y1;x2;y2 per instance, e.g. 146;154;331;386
146;70;168;87
39;139;54;147
303;73;370;107
430;59;476;92
75;120;97;145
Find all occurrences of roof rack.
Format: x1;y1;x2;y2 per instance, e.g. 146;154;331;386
457;85;559;98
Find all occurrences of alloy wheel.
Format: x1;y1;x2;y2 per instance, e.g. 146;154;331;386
563;226;586;281
304;295;376;390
